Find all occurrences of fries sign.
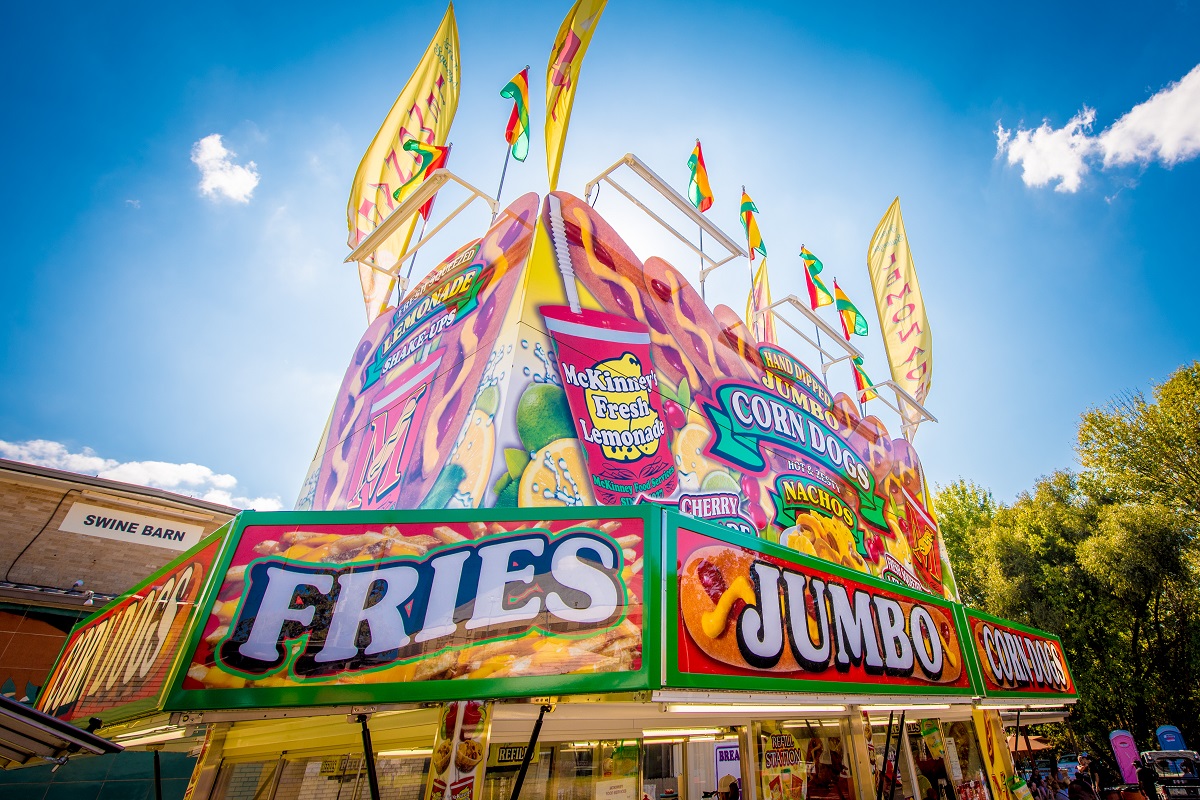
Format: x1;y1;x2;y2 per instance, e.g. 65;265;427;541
167;508;657;709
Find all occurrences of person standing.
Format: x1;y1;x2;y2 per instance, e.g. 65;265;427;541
1136;758;1157;800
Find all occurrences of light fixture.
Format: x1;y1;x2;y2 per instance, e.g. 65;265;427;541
642;727;724;738
860;704;952;712
378;748;433;757
114;729;189;747
665;704;846;714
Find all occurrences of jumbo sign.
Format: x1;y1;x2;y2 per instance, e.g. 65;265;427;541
172;510;650;707
38;535;222;723
670;519;973;693
964;609;1076;697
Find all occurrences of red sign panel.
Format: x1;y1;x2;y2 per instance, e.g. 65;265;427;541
37;536;223;723
964;610;1076;697
671;521;971;693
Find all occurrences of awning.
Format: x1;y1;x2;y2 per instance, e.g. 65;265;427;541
1007;734;1054;752
0;694;123;769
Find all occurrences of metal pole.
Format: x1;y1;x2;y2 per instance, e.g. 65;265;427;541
801;247;827;368
876;711;895;800
699;227;705;302
153;748;162;800
509;704;552;800
495;147;513;219
403;214;432;287
1014;709;1021;774
357;714;382;800
888;712;906;800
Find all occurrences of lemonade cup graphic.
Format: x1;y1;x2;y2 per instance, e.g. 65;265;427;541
541;305;678;505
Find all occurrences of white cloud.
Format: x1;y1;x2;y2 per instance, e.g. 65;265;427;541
1099;64;1200;168
0;439;281;511
191;133;260;203
996;63;1200;193
996;108;1097;193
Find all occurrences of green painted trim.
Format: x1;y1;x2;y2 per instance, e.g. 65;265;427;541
662;511;977;697
953;604;986;697
164;507;658;712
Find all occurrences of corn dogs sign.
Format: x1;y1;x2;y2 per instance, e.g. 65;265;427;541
963;609;1076;697
670;519;973;694
38;535;223;723
170;510;651;708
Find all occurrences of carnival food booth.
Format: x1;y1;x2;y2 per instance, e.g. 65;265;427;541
32;186;1077;800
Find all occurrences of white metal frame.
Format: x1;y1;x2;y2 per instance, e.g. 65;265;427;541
583;152;937;441
756;295;937;440
345;168;498;294
584;153;748;291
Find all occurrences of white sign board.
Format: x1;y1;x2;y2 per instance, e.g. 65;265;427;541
945;738;963;783
60;502;206;551
715;743;741;786
596;779;637;800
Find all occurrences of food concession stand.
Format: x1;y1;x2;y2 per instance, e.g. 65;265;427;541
33;505;1077;800
33;190;1078;800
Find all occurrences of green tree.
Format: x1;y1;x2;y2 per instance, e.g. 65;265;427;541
935;359;1200;752
1079;361;1200;516
932;479;995;606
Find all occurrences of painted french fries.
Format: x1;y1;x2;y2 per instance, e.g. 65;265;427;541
190;520;643;689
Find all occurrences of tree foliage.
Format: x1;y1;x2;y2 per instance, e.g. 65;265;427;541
935;363;1200;755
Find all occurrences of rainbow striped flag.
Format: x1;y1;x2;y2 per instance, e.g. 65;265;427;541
392;140;449;202
501;68;530;162
687;141;713;212
800;246;833;309
834;280;869;339
852;355;878;402
740;191;767;261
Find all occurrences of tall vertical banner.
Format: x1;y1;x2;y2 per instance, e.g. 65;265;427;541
545;0;607;190
426;701;493;800
347;4;461;323
866;198;933;436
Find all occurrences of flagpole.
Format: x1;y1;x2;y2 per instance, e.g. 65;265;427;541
803;245;826;369
495;65;528;221
834;273;865;416
494;147;512;221
699;227;705;301
403;214;432;286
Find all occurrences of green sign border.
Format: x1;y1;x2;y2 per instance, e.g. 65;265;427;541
163;506;662;712
663;511;984;697
957;605;1079;700
38;522;234;728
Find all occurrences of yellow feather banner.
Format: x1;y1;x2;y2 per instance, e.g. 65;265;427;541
746;258;778;345
545;0;607;191
866;197;933;432
346;4;460;324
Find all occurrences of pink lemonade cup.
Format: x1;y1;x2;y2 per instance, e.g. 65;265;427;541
541;305;677;506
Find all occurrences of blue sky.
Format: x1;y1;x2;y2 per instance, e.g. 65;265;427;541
2;0;1198;509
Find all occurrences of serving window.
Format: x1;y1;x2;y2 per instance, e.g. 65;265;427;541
754;719;857;800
